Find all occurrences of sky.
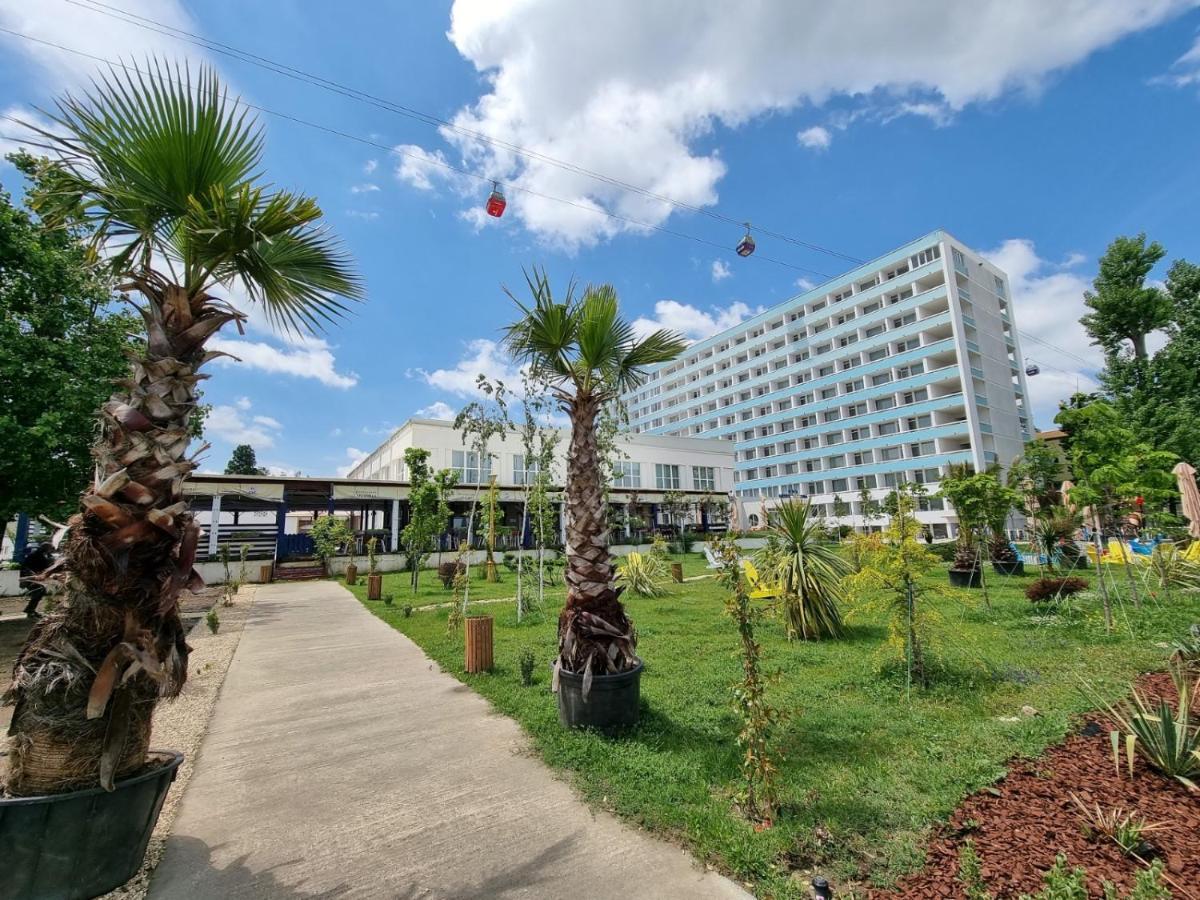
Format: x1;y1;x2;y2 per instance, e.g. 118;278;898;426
1;0;1199;477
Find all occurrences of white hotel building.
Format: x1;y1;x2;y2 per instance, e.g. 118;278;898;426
623;230;1032;539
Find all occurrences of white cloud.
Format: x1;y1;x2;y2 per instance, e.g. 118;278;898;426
1158;33;1200;86
205;401;282;449
0;105;60;160
363;159;378;175
329;427;343;437
983;239;1101;428
795;276;817;291
208;334;359;389
345;210;381;221
631;299;762;343
711;259;732;282
336;447;368;477
415;338;523;397
262;463;304;477
0;1;210;90
414;400;457;421
797;125;831;150
395;0;1193;247
350;183;380;194
393;143;465;192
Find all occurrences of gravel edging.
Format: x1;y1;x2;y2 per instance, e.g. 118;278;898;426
100;585;258;900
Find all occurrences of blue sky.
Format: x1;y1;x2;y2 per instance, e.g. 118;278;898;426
2;1;1199;476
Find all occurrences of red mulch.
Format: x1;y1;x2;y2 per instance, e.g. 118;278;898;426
876;672;1200;899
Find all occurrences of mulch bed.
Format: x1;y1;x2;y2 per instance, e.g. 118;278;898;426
876;672;1200;899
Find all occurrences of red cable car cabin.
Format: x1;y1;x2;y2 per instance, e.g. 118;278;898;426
486;184;507;218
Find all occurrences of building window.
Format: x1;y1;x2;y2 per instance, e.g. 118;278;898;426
656;463;681;490
612;460;641;488
513;454;540;485
452;450;491;484
692;466;715;491
952;247;967;272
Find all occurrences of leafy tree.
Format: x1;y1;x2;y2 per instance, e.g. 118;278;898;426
660;489;691;531
0;157;135;534
309;515;355;566
502;268;686;680
5;63;360;795
224;443;266;475
1081;234;1171;360
514;374;559;621
400;447;456;594
1007;439;1066;513
937;465;1019;606
857;484;879;531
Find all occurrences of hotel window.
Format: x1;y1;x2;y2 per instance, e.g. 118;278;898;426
847;427;868;442
803;437;818;450
993;275;1006;298
804;459;820;473
612;461;641;488
906;414;932;431
908;441;935;458
656;463;681;490
831;478;849;493
855;475;877;490
877;421;899;436
872;372;892;387
827;454;845;469
952;247;967;271
868;348;888;362
852;451;873;466
847;402;868;417
875;396;897;411
880;446;902;461
451;450;491;484
902;389;929;404
821;387;838;400
513;454;541;485
912;245;941;266
882;471;901;488
824;432;843;446
807;479;824;494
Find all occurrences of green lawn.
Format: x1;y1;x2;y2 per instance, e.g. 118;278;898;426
349;553;1198;897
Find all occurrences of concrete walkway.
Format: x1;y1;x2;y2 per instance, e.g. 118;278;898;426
151;581;749;900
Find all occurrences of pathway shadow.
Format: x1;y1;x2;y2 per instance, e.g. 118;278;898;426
151;837;360;900
446;832;582;899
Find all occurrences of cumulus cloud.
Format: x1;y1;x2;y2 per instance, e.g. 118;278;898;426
208;334;359;389
394;144;464;192
983;239;1102;428
414;400;457;421
711;259;732;282
392;0;1193;247
797;126;832;150
414;338;523;397
336;447;368;477
205;399;283;449
795;276;817;291
632;299;762;343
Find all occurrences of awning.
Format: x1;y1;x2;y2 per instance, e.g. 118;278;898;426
183;480;284;502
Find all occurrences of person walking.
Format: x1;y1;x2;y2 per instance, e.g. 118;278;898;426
19;542;54;619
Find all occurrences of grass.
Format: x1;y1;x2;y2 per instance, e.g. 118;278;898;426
347;553;1200;897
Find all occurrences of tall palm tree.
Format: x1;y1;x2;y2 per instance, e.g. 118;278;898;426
4;63;361;795
757;500;848;640
502;270;685;678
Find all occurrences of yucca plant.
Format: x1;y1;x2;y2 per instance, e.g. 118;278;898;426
1096;661;1200;791
756;499;848;640
1146;542;1200;598
3;62;360;795
617;552;668;598
1068;794;1167;856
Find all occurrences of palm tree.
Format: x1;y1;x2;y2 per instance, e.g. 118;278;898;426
757;500;848;640
4;63;361;795
502;270;685;678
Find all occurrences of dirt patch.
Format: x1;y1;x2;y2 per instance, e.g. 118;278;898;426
877;672;1200;899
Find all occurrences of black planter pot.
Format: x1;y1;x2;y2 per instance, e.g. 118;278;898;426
948;568;981;588
557;660;643;732
0;750;183;900
992;559;1025;577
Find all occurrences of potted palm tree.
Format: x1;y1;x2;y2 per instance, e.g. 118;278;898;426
0;63;360;899
502;270;685;731
756;500;848;640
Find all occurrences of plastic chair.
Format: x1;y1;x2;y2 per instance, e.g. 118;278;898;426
741;559;780;599
1105;540;1147;566
703;544;723;569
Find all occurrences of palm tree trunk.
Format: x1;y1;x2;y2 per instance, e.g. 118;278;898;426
557;394;635;676
5;284;234;795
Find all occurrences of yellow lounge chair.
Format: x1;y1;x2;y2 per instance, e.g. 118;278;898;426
1183;541;1200;564
741;559;780;600
1105;540;1147;565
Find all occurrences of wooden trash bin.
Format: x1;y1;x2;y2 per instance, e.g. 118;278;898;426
260;564;273;583
367;573;383;600
671;562;684;583
465;615;494;673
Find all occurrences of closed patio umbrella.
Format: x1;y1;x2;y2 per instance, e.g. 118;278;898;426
1060;480;1075;513
1172;462;1200;540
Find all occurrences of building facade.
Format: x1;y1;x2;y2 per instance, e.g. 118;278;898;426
622;230;1032;538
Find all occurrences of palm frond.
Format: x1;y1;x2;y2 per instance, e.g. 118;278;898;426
757;500;848;640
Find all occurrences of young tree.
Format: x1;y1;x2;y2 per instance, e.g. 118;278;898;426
0;160;135;535
831;494;850;542
4;64;360;794
857;484;878;533
224;443;266;475
660;489;692;533
400;447;456;594
514;374;558;621
1081;234;1171;361
452;376;509;614
502;269;685;681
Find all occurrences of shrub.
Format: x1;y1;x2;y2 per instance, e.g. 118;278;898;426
205;607;220;634
1171;623;1200;670
1026;577;1089;603
952;542;981;571
403;604;413;618
678;531;698;554
617;552;668;598
989;533;1018;564
382;594;394;606
519;647;536;686
649;535;669;560
1096;660;1200;790
502;551;519;572
1069;794;1167;857
925;541;959;563
438;560;465;589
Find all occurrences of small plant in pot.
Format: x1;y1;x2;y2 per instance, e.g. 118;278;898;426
502;269;686;732
0;62;360;900
365;536;383;600
948;539;982;588
989;532;1024;576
